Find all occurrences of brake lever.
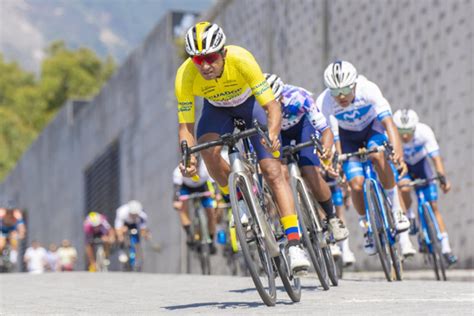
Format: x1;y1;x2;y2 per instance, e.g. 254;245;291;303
253;119;280;158
180;140;199;182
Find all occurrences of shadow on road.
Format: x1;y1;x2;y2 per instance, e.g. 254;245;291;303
162;301;265;310
229;285;320;294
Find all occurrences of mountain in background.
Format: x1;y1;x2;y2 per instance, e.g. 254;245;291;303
0;0;214;72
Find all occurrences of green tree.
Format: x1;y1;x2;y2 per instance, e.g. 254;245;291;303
0;42;116;180
40;41;116;110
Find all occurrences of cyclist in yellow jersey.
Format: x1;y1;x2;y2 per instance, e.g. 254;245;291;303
175;22;310;273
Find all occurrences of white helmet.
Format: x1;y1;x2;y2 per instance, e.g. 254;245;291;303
128;200;143;215
264;73;284;99
324;61;358;89
185;21;226;56
393;109;419;131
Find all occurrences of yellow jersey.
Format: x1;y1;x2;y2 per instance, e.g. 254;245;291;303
175;45;275;123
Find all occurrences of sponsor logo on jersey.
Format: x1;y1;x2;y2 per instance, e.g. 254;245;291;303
335;104;372;122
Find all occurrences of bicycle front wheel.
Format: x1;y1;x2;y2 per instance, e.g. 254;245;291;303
366;181;393;282
423;204;447;281
321;241;339;286
382;194;403;281
96;245;108;272
229;173;277;306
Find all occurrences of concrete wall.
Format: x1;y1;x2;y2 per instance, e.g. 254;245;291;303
1;14;183;272
1;0;473;271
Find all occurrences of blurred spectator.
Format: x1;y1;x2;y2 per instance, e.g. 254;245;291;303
46;243;60;272
24;240;47;274
57;239;77;271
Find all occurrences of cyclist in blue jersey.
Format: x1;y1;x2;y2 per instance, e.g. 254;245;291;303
264;73;349;242
317;61;410;255
393;109;457;265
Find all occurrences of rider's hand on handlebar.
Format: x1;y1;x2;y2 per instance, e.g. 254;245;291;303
179;155;198;178
261;131;281;153
440;179;451;194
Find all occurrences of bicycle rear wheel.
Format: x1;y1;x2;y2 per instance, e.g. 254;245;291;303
294;179;330;290
229;173;276;306
423;204;447;281
366;181;393;282
322;241;338;286
263;183;301;302
197;207;211;275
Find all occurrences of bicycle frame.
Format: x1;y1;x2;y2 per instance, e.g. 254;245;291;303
362;161;397;246
415;188;443;253
128;228;139;268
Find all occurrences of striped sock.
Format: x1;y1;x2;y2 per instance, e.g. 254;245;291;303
281;214;300;247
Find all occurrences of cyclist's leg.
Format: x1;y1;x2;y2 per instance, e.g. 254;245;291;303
289;118;348;240
0;235;6;253
7;230;19;264
241;99;309;271
367;126;409;231
202;194;217;254
84;238;95;271
197;100;236;192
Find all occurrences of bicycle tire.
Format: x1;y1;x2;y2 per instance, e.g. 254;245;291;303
366;181;393;282
274;254;301;302
382;194;403;281
322;242;338;286
96;244;108;272
229;173;277;306
263;184;301;302
294;179;330;290
423;204;447;281
197;207;211;275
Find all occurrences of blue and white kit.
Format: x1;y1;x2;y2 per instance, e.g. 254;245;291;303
400;122;441;201
316;75;393;180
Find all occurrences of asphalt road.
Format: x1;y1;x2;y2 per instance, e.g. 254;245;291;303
1;271;473;315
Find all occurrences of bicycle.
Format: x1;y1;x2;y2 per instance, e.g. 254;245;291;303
91;237;108;272
182;119;301;306
337;143;403;282
0;240;13;273
178;191;213;275
120;225;142;272
399;177;447;281
282;134;339;289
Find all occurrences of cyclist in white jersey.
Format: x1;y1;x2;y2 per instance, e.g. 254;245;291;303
394;109;457;265
173;158;217;253
264;73;349;242
317;61;410;255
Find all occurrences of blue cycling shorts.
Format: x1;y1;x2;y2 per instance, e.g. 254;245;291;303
400;157;438;202
197;96;277;161
281;116;321;167
339;121;388;181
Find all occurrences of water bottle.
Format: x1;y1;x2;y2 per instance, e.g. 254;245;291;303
217;229;226;245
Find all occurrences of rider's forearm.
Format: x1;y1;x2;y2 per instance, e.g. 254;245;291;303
320;128;334;152
178;123;196;146
263;100;282;136
382;118;403;160
335;140;342;154
431;156;446;176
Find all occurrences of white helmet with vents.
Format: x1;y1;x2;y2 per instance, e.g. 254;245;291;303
393;109;419;131
324;61;358;89
264;73;284;99
185;21;226;56
128;200;143;215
